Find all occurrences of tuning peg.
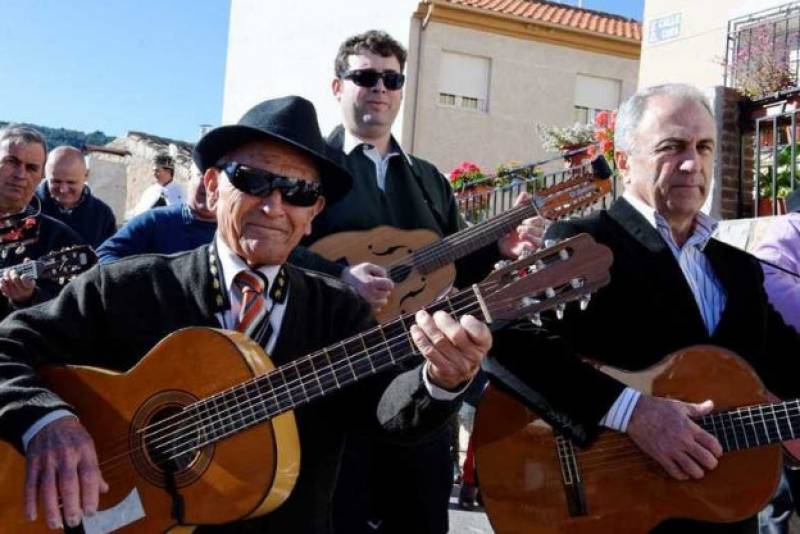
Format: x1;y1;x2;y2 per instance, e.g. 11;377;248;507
545;287;556;299
555;303;566;320
544;238;558;248
570;278;583;289
559;249;570;260
535;260;546;271
579;294;592;311
528;313;542;327
493;259;511;270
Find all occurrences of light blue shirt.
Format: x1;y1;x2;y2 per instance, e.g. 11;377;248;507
600;193;726;432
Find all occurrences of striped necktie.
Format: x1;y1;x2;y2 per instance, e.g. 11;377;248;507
233;270;268;337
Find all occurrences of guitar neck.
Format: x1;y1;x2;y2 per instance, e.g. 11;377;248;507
189;289;487;444
413;177;605;274
697;399;800;452
414;202;538;274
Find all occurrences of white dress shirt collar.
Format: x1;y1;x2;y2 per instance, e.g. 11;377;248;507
342;127;413;166
622;191;717;250
214;233;280;300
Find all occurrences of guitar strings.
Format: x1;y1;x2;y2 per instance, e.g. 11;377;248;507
142;269;581;464
93;289;490;477
93;239;558;470
85;283;485;472
323;179;603;277
550;405;800;475
96;294;485;479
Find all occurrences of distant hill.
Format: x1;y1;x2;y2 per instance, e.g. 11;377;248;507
0;120;114;151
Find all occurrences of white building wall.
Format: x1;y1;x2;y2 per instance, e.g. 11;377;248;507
404;21;639;174
222;0;419;137
639;0;795;90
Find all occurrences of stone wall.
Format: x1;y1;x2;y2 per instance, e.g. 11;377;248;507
86;154;128;224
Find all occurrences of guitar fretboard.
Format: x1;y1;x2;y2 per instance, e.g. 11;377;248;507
413;180;604;274
697;399;800;452
169;289;486;453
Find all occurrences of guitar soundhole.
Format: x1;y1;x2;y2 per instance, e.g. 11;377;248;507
144;405;199;473
130;391;213;488
389;264;413;283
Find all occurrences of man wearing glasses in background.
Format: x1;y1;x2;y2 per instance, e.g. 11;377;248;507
289;30;542;534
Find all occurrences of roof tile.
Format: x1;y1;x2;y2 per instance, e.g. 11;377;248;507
441;0;641;42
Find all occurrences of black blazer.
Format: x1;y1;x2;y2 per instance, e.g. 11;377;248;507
486;198;800;445
0;246;460;533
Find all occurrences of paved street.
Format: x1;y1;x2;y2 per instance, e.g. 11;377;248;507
448;484;494;534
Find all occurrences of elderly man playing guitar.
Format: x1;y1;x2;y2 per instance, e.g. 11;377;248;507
482;83;800;534
0;96;491;533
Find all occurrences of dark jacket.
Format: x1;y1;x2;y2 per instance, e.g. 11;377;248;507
486;197;800;446
35;182;116;248
291;125;498;288
0;246;461;533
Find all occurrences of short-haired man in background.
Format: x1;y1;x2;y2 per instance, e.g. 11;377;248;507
36;145;116;248
129;152;186;217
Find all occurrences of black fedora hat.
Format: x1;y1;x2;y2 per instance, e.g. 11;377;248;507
193;96;352;204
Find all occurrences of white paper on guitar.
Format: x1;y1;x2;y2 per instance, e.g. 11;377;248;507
82;487;145;534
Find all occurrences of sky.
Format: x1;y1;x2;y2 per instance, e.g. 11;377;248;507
0;0;643;143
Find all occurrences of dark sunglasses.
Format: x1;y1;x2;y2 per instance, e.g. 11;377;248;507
221;161;323;207
342;69;405;90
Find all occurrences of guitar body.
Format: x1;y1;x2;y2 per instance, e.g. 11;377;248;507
0;328;300;533
474;346;782;534
309;225;455;322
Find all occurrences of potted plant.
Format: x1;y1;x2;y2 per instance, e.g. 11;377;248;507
757;145;796;215
537;122;595;168
728;26;796;101
449;161;492;223
586;110;616;172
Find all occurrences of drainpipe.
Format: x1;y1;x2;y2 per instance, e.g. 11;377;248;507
410;2;434;154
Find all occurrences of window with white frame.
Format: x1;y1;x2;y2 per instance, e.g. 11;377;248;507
574;74;621;123
438;51;490;112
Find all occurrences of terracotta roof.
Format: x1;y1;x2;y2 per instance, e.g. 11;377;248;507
439;0;641;42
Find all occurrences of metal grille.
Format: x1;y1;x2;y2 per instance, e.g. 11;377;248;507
455;159;615;225
724;3;800;92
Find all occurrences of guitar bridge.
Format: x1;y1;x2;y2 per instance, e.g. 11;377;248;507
555;434;588;517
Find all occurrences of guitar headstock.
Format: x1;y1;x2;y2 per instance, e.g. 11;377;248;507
37;245;98;283
480;233;612;323
535;158;612;219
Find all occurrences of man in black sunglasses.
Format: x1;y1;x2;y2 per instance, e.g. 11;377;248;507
287;30;544;534
0;96;492;533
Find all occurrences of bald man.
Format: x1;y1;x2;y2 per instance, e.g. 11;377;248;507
36;146;116;248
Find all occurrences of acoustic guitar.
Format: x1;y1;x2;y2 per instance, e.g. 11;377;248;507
309;161;612;322
0;245;97;284
0;234;613;533
473;345;796;534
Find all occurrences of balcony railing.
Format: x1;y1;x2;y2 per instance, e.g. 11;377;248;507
724;2;800;94
753;104;800;215
455;156;615;225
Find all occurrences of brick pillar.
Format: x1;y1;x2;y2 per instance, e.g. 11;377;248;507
706;86;749;220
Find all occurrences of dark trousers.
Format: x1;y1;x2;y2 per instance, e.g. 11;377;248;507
333;425;454;534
